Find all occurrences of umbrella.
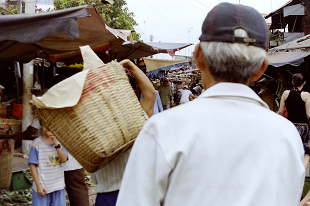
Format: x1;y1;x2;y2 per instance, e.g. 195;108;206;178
0;7;128;63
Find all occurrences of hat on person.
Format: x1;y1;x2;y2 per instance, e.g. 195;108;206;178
183;85;188;89
199;2;268;49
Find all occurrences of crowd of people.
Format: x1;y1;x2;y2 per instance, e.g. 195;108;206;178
138;76;204;114
10;2;310;206
155;78;203;110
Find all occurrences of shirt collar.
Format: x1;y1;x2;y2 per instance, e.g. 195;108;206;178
198;82;269;109
39;136;54;147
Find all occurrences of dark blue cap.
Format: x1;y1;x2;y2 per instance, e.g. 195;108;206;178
199;2;268;49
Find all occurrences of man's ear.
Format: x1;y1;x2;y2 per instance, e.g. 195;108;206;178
250;58;268;82
195;44;208;72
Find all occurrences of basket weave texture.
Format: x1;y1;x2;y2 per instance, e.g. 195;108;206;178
0;119;19;189
0;119;22;134
32;62;147;173
0;139;14;189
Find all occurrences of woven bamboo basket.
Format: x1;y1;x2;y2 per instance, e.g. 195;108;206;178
0;128;14;189
32;62;147;173
0;119;22;134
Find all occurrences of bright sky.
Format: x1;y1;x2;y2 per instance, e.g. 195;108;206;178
126;0;289;59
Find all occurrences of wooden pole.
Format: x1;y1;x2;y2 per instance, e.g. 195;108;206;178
18;0;22;13
14;61;21;104
22;60;34;155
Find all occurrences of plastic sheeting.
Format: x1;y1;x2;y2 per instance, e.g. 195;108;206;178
147;62;190;76
271;34;310;50
284;32;305;43
32;45;99;109
0;7;87;44
267;51;310;67
283;3;305;17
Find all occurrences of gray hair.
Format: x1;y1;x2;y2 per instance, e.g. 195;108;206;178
199;42;266;83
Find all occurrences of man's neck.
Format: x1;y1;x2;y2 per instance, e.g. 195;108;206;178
201;74;219;90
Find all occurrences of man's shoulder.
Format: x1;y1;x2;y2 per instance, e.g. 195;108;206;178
262;111;298;135
148;101;194;122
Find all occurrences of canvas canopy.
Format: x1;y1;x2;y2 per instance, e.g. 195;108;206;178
144;58;188;72
48;41;192;64
99;41;192;63
0;7;128;63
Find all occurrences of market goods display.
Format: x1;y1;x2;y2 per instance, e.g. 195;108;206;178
32;62;147;173
0;119;22;134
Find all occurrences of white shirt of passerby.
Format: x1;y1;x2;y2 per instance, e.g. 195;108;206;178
180;89;194;103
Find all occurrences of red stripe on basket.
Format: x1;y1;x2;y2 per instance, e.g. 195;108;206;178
88;70;104;81
79;68;117;102
102;69;114;85
79;93;89;102
102;83;108;88
87;72;98;79
0;139;12;155
82;83;97;94
88;70;110;88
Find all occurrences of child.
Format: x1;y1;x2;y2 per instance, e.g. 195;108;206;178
28;123;69;206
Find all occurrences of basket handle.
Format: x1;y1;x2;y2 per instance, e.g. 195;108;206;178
99;89;130;144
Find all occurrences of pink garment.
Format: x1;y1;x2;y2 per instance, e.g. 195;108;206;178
167;50;175;57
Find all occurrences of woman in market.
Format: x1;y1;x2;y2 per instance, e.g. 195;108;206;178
277;73;310;143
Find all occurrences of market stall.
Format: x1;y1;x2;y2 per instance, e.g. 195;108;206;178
0;6;129;64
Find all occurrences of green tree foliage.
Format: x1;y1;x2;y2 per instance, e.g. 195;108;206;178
0;5;19;15
54;0;141;40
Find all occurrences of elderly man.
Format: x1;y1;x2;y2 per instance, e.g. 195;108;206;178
116;3;305;206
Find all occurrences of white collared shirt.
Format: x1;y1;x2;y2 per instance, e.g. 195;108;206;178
116;82;305;206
